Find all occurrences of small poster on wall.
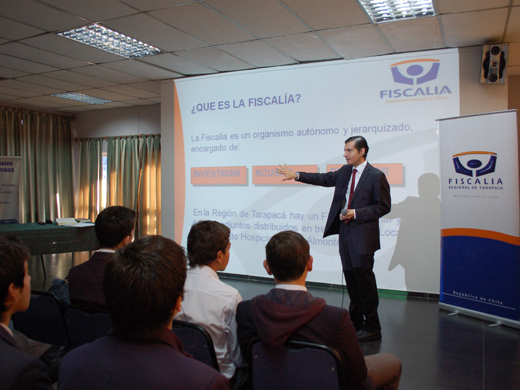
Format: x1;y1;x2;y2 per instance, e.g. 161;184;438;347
0;156;22;222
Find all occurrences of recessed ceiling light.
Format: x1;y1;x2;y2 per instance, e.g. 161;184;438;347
52;92;114;105
358;0;435;23
57;24;161;59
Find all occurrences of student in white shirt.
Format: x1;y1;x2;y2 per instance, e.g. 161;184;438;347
175;221;247;390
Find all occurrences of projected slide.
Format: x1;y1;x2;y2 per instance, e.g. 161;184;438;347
172;49;460;290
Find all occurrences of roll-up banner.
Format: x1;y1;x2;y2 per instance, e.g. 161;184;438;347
437;110;520;328
0;156;21;222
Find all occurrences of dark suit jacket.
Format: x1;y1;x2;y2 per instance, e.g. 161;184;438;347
58;329;229;390
68;251;114;309
298;163;391;254
0;326;53;390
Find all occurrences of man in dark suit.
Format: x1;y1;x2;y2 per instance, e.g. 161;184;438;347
59;235;229;390
0;235;53;390
277;136;391;341
236;231;401;390
67;206;135;309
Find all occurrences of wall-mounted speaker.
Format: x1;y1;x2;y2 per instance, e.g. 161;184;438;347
480;44;508;84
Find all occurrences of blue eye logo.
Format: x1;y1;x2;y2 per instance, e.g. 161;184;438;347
391;59;440;85
452;151;497;177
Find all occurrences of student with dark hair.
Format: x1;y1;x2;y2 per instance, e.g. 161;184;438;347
175;221;246;389
0;235;53;390
67;206;135;309
59;235;229;390
237;231;402;390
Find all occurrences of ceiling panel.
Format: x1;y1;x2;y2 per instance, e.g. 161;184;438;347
72;65;148;84
378;17;444;53
319;25;392;60
100;60;183;80
16;75;91;91
0;0;86;32
206;0;309;38
265;32;341;62
0;53;58;74
0;43;91;69
39;0;138;22
0;79;66;95
436;0;510;13
126;81;162;93
139;53;218;75
0;16;46;40
176;47;253;71
101;85;159;98
79;88;139;101
149;3;256;45
282;0;370;30
441;9;509;47
43;70;118;88
0;66;29;79
119;0;190;12
216;40;297;67
102;13;207;52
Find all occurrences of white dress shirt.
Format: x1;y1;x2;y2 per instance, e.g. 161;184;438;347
174;265;244;378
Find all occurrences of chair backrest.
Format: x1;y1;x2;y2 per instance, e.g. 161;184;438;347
12;290;69;346
63;305;111;349
248;338;346;390
171;319;219;371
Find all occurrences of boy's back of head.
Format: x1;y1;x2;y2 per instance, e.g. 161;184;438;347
265;231;310;282
103;235;186;341
95;206;136;248
187;220;230;267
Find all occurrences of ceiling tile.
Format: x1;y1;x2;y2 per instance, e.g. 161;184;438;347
205;0;309;38
0;79;65;95
13;97;70;108
102;13;207;52
150;2;255;45
0;66;29;79
282;0;369;30
0;53;58;74
0;0;86;32
176;47;253;71
21;34;123;64
120;99;159;106
441;9;508;47
265;32;341;62
0;43;90;70
39;0;138;22
139;53;217;75
100;60;183;79
0;93;20;101
0;85;40;98
72;66;148;84
505;7;520;43
126;81;162;93
0;16;46;40
42;70;118;88
101;85;159;98
378;16;444;52
319;25;392;60
119;0;189;12
16;75;91;92
216;40;297;67
436;0;510;13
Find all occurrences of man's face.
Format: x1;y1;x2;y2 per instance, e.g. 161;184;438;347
343;141;365;167
18;261;31;313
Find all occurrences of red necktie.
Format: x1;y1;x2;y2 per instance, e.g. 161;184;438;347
347;168;357;210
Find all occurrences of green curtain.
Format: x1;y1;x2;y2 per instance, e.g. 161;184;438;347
76;138;103;222
0;106;73;223
106;135;161;238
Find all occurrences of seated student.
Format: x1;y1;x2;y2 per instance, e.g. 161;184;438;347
68;206;135;309
59;235;229;390
236;231;402;390
174;221;246;389
0;235;53;390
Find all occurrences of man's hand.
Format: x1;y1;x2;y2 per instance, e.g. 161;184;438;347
275;164;297;181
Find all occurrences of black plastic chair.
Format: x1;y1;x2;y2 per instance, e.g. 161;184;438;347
12;290;69;346
171;319;219;371
63;305;111;349
248;338;346;390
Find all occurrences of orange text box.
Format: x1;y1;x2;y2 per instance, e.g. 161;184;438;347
252;165;318;185
326;163;403;185
191;166;247;185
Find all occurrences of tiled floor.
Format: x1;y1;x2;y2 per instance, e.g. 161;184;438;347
30;253;520;390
